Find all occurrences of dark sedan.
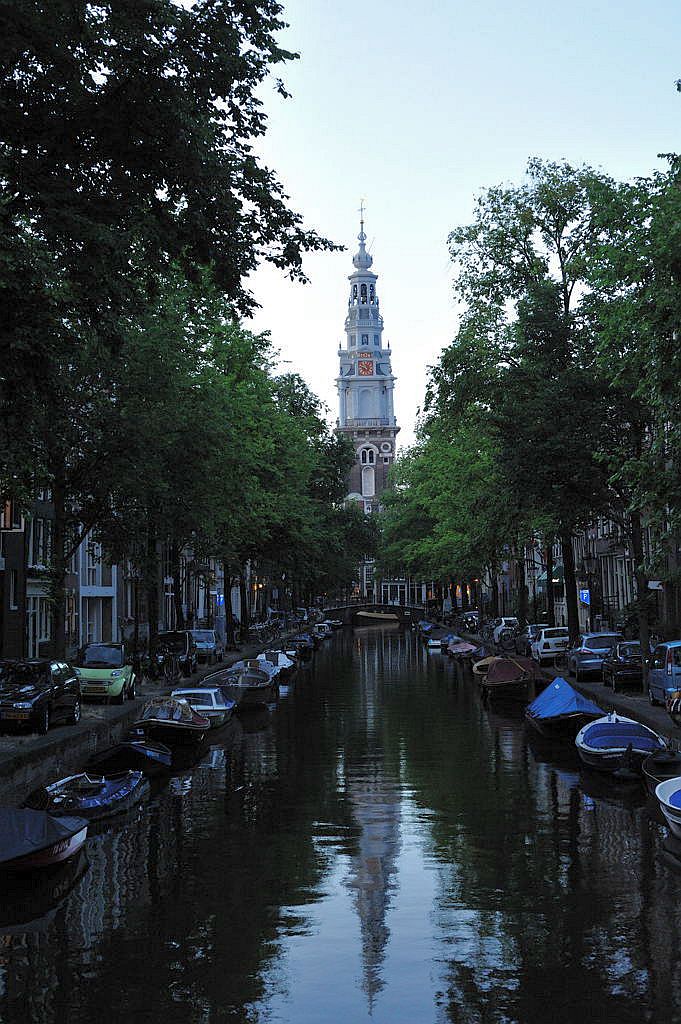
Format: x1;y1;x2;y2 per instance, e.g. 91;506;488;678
0;659;81;734
601;642;645;691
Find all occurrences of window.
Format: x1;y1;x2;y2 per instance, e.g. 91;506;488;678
361;449;367;464
370;284;375;302
349;335;356;347
368;449;375;464
28;517;51;567
9;569;18;610
361;465;375;497
361;334;369;345
360;284;367;303
374;334;379;345
383;456;390;464
86;543;99;586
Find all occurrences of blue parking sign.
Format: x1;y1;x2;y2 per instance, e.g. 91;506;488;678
578;588;590;606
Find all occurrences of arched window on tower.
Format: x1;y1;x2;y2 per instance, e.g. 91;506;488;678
368;449;375;464
360;284;367;304
370;284;375;303
361;465;375;497
352;284;358;303
361;449;367;464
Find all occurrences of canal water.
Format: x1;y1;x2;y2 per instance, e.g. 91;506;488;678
2;626;681;1023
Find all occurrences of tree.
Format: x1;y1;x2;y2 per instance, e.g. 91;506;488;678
440;159;617;639
1;0;338;497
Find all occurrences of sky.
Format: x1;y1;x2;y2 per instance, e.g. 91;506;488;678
248;0;681;448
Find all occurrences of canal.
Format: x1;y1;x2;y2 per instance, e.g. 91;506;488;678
2;626;681;1023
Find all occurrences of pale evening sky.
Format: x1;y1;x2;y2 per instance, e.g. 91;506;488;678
248;0;681;448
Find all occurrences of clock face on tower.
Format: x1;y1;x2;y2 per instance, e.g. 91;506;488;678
358;360;373;376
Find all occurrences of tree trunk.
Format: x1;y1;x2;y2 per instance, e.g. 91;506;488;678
239;570;250;633
223;566;236;647
630;510;651;690
51;467;67;659
461;579;469;612
145;518;159;656
546;542;556;627
132;577;141;677
560;529;579;642
489;571;499;618
170;544;185;630
516;557;529;625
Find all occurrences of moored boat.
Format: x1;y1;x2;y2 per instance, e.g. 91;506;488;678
0;809;88;871
525;677;603;738
171;686;232;728
134;696;209;746
257;650;296;679
85;738;172;777
479;655;541;701
575;713;666;777
447;640;479;659
642;749;681;797
206;666;278;710
655;777;681;838
24;771;148;820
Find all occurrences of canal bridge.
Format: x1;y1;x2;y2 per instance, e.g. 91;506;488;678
323;603;425;626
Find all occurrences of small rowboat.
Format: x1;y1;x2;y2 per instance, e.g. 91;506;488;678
655;777;681;838
641;750;681;797
85;738;172;777
575;713;666;777
208;666;279;710
0;809;88;871
24;771;148;820
479;655;541;701
446;640;479;659
134;696;209;746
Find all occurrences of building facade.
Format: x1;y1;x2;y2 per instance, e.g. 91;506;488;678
336;212;399;515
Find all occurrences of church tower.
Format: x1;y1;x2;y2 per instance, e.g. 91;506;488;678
336;209;399;511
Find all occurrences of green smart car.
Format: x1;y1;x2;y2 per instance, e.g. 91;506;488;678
75;642;136;704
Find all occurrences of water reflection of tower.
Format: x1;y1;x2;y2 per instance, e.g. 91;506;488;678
345;630;403;1012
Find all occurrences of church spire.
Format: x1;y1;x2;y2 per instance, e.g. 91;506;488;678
353;199;373;271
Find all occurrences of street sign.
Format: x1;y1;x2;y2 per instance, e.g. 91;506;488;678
578;588;590;606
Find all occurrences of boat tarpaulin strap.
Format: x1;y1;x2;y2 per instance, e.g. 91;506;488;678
0;809;86;863
527;677;603;720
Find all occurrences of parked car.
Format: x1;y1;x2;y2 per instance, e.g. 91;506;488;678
567;632;623;681
531;626;570;666
190;629;224;665
515;623;549;657
0;659;81;734
75;642;136;703
602;641;645;691
648;641;681;705
493;617;519;645
157;631;198;677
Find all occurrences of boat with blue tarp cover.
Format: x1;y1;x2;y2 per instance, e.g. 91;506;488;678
575;712;666;777
525;677;603;738
25;771;149;820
